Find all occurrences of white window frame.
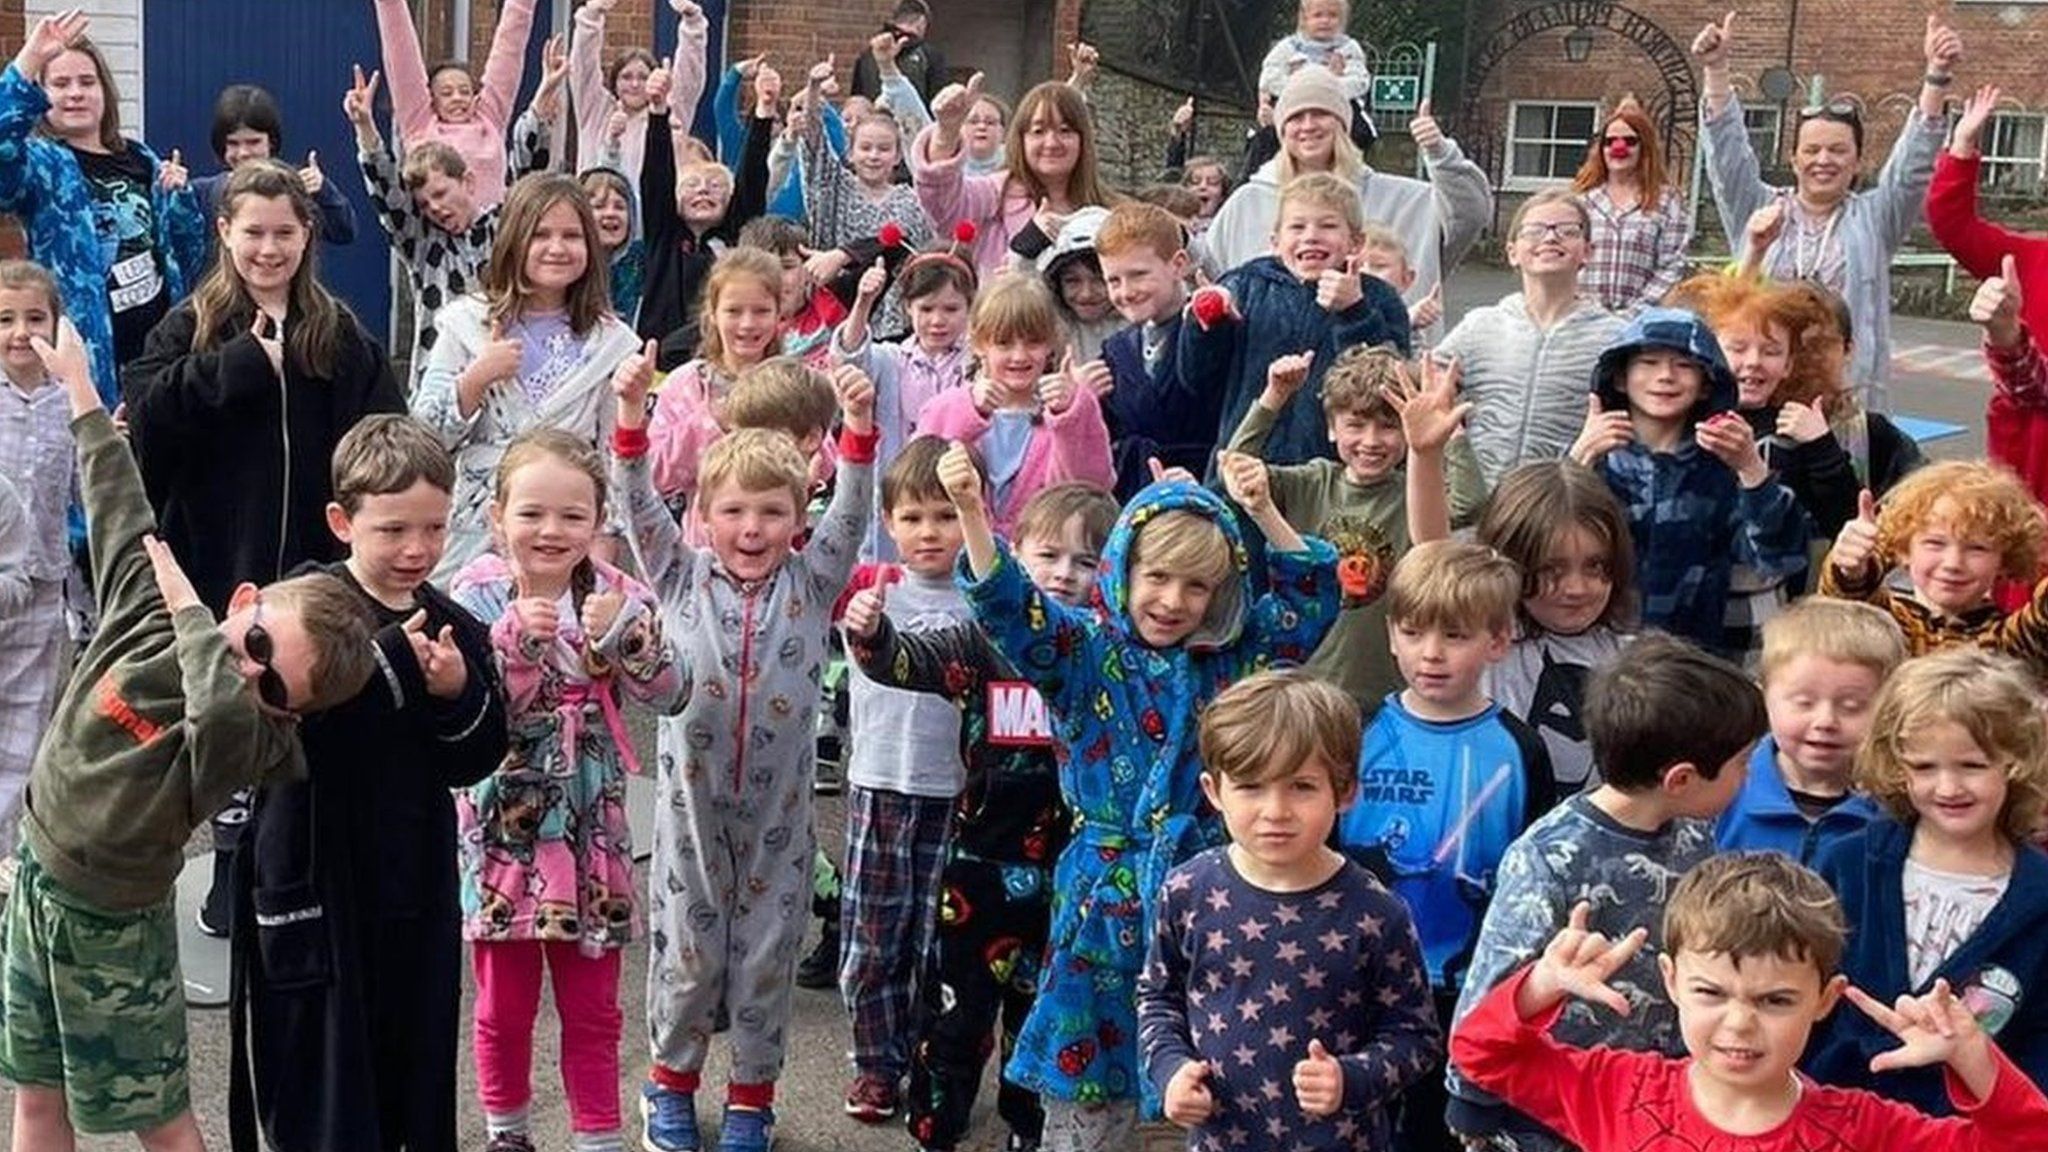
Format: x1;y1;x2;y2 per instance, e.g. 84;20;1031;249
1503;100;1600;192
1743;105;1783;165
1978;111;2047;196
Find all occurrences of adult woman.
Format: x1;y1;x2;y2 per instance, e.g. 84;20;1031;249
571;0;706;189
0;11;205;407
1572;97;1691;314
1695;9;1961;412
912;77;1113;281
1201;67;1491;340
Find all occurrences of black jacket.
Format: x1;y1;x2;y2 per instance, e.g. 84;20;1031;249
637;107;771;361
121;302;404;614
852;36;948;104
229;565;508;1152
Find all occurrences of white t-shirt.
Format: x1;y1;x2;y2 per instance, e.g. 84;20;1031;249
1902;858;2010;988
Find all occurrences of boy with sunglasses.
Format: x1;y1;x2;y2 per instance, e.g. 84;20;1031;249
0;321;378;1151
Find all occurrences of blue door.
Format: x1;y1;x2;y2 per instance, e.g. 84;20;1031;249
658;0;729;141
144;3;393;343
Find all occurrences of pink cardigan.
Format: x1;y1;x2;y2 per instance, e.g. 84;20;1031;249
915;381;1114;538
376;0;536;208
909;125;1037;282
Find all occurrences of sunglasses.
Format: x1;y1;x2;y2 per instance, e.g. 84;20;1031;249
1799;99;1862;125
245;598;293;713
1602;135;1639;150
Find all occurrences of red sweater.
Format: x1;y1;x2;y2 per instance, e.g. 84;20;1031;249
1452;966;2048;1152
1927;151;2048;505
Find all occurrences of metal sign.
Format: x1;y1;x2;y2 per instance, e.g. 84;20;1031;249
1373;74;1421;112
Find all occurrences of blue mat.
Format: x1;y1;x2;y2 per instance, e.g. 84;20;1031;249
1892;415;1968;444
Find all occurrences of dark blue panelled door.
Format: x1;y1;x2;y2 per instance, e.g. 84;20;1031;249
144;4;392;344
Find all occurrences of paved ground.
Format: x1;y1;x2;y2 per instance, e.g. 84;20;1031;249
0;268;1998;1149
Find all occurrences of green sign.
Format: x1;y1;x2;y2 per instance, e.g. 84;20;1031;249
1372;75;1420;112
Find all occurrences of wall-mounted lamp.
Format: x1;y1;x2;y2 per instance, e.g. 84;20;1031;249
1564;25;1595;63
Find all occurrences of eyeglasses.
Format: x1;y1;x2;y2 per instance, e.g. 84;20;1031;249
1516;222;1586;242
245;597;293;713
1602;135;1639;149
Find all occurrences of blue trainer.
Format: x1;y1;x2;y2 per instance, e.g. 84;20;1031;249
717;1105;776;1152
640;1083;700;1152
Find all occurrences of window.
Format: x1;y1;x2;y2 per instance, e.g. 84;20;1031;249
1743;105;1783;162
1979;113;2046;196
1505;101;1599;190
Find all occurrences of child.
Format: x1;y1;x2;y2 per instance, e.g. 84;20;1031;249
1095;201;1212;501
452;429;687;1152
582;166;646;323
1809;647;2048;1110
832;436;975;1122
796;57;935;332
1357;225;1443;335
638;56;772;353
1444;635;1764;1152
1569;306;1808;658
1140;669;1442;1152
1183;171;1410;470
123;160;407;617
1341;540;1552;1152
570;0;707;190
413;173;643;582
945;440;1340;1149
1819;460;2048;662
0;262;72;868
195;84;357;245
1036;206;1119;361
843;480;1118;1152
915;273;1115;539
1256;0;1370;109
372;0;536;209
1470;461;1638;795
1440;189;1626;487
0;12;206;407
736;215;848;368
647;248;789;506
1715;598;1905;864
612;346;879;1152
0;321;376;1151
1236;344;1483;705
1453;850;2048;1149
835;235;977;525
231;415;509;1152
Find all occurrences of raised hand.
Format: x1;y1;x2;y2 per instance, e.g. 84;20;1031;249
855;257;888;304
534;34;570;120
1292;1039;1344;1118
842;575;892;639
343;64;383;128
1775;394;1831;444
938;441;985;510
1316;253;1364;312
753;60;784;113
806;53;836;91
1217;450;1273;516
1071;354;1114;400
1037;348;1079;415
1387;356;1472;455
580;589;625;642
143;534;201;614
870;29;902;68
932;72;987;135
1409;281;1444;331
1970;253;2026;349
645;60;674;110
1845;979;1993;1091
612;339;660;428
1525;902;1648;1017
803;245;850;286
1925;12;1963;75
669;0;705;22
833;364;876;434
158;148;189;193
1408;99;1444;154
463;321;523;412
1745;199;1786;254
1163;1059;1216;1128
1569;394;1635;467
1033;198;1072;243
251;308;285;378
604;108;631;146
734;53;766;81
1172;96;1194;135
15;8;88;82
1148;456;1198;486
1691;10;1736;69
1695;410;1767;487
30;316;93;401
1830;489;1882;575
402;609;470;699
1067;41;1099;87
1952;85;2003;159
1263;350;1314;406
297;151;325;197
1189;284;1239;329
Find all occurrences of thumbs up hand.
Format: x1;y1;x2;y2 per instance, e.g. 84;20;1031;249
1970;253;2026;350
1164;1059;1217;1128
842;570;895;640
158;147;189;192
1316;252;1363;313
298;150;326;196
1829;488;1882;578
611;339;661;429
1293;1039;1345;1117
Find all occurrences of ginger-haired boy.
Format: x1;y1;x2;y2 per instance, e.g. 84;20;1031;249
611;341;877;1151
1095;201;1217;500
0;324;377;1148
1444;634;1764;1152
1821;458;2048;668
1716;598;1906;863
1453;851;2048;1150
1230;344;1484;704
1139;668;1442;1152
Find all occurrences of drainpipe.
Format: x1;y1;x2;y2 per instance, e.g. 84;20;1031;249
453;0;474;62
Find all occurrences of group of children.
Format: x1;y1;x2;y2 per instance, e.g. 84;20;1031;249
6;2;2048;1152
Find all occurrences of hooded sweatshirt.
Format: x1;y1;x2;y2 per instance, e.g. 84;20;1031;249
1589;308;1808;656
581;165;647;324
961;479;1341;1105
1037;207;1121;362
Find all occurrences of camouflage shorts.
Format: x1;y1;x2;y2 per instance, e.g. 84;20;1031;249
0;844;189;1134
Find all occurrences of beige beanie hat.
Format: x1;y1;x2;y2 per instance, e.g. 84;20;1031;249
1274;66;1350;128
